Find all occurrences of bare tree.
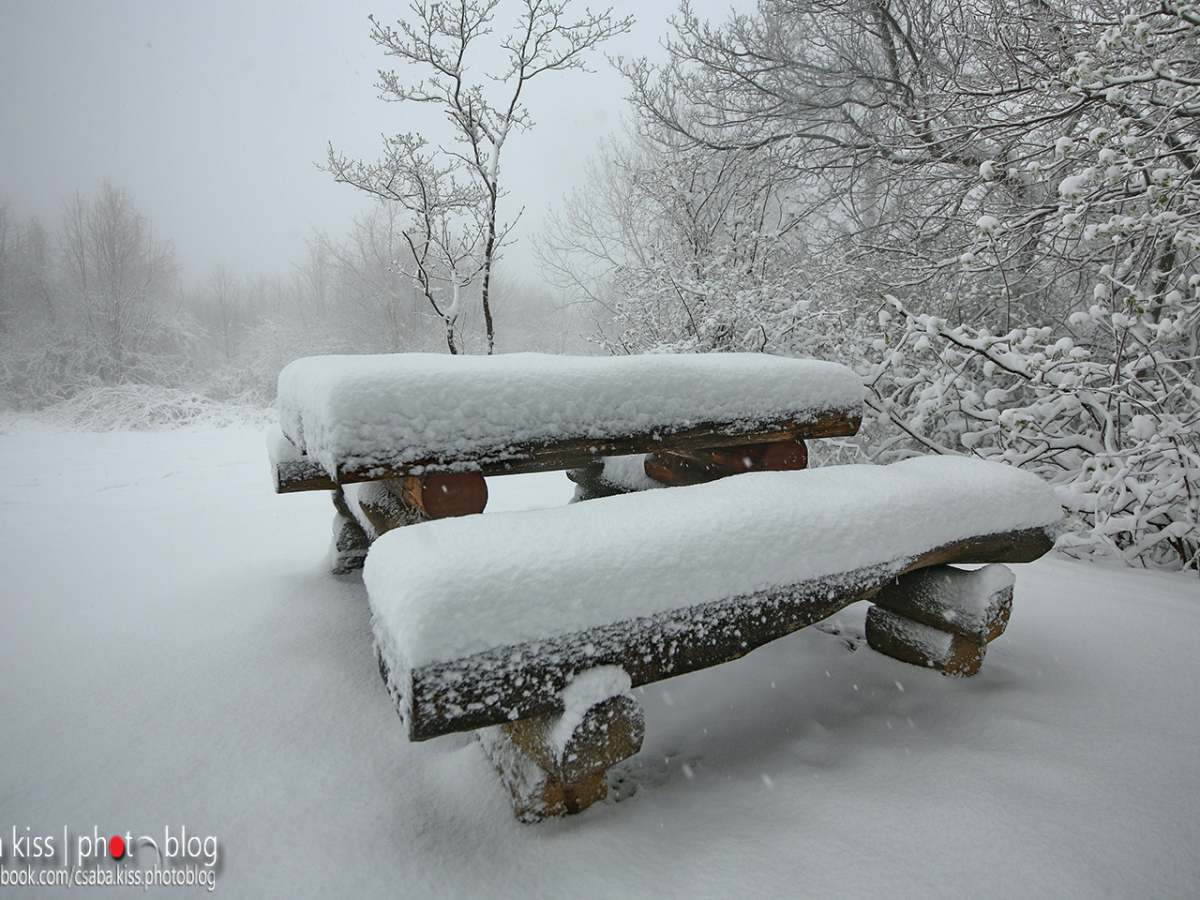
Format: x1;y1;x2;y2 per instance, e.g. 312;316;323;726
205;263;242;360
328;0;632;354
538;119;833;354
58;181;178;382
324;202;438;352
0;201;19;337
618;0;1129;327
601;0;1200;567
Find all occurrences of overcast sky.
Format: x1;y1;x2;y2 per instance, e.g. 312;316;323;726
0;0;736;287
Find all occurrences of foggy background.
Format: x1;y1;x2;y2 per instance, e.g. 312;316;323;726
0;0;730;285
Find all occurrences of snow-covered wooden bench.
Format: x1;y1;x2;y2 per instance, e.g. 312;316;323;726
268;352;1061;822
269;352;864;572
365;457;1059;821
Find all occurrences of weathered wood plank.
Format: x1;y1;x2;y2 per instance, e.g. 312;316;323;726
384;526;1052;741
273;409;860;493
274;457;337;494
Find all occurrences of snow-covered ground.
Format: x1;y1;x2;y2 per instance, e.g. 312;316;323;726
0;417;1197;898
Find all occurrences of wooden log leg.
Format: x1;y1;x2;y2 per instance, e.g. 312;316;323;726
357;480;422;535
642;452;725;486
567;456;662;502
865;564;1018;676
330;487;370;574
357;472;488;536
477;668;645;822
865;605;986;676
873;564;1014;644
342;473;488;572
565;461;624;502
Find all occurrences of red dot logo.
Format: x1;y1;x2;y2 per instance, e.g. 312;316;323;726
110;835;125;859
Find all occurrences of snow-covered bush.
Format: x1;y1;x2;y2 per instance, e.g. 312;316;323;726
40;383;273;431
562;1;1200;571
879;2;1200;570
868;296;1198;570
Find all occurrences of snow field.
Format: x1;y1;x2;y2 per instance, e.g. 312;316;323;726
0;417;1197;898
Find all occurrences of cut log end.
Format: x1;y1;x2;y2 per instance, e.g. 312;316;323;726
403;472;488;519
758;437;809;471
357;472;489;539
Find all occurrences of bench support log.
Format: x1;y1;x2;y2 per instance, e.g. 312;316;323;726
358;473;488;534
645;437;808;487
569;438;810;499
865;564;1015;676
865;606;987;676
356;481;419;535
331;473;489;573
477;672;644;822
873;563;1014;643
566;464;629;502
331;487;371;574
400;472;489;520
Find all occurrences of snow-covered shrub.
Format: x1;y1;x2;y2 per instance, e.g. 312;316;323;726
552;1;1200;569
868;296;1198;570
40;383;274;431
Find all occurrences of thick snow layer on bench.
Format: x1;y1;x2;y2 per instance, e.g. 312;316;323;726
276;352;863;475
365;457;1061;673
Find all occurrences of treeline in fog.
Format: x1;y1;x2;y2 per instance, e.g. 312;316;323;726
0;182;578;412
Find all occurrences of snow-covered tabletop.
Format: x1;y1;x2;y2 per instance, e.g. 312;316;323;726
273;352;864;482
364;456;1062;739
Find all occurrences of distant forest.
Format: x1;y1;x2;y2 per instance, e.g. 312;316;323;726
0;184;578;409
